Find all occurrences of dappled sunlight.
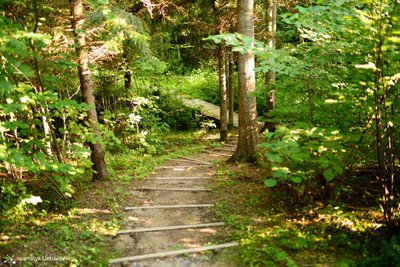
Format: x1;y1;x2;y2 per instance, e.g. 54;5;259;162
74;208;111;214
179;237;202;248
88;219;118;236
143;199;155;204
198;228;218;234
127;216;139;222
141;217;156;227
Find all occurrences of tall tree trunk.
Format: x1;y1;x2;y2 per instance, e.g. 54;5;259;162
124;71;132;89
264;0;277;132
230;0;258;162
123;50;132;89
70;0;107;180
214;0;228;142
219;43;228;142
227;46;234;130
30;0;60;159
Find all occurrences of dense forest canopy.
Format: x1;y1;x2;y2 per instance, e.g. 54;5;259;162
0;0;399;265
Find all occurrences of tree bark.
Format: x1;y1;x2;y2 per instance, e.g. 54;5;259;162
214;0;228;142
218;43;228;142
123;51;132;89
264;0;277;132
124;71;132;89
230;0;258;162
227;46;234;130
70;0;107;180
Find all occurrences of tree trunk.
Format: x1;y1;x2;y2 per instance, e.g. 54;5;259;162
264;0;277;132
218;43;228;142
70;0;107;180
227;46;234;130
230;0;258;162
30;0;60;159
214;0;228;142
123;51;132;89
124;71;132;89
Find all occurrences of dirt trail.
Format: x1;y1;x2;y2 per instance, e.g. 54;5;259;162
109;139;238;267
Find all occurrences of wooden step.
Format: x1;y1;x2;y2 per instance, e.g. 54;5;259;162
203;150;231;157
147;176;213;180
108;242;239;264
154;165;213;170
125;204;214;210
223;144;236;147
118;222;225;234
177;156;213;165
133;187;212;192
213;147;235;153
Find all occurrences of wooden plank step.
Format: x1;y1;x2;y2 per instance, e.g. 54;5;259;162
214;147;235;152
203;150;231;157
133;187;212;192
173;158;212;166
148;176;212;180
155;165;213;169
118;222;225;234
108;242;239;264
178;156;213;165
224;144;236;147
125;204;214;210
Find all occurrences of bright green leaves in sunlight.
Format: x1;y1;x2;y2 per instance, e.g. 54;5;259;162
204;33;264;54
260;126;347;201
264;179;277;188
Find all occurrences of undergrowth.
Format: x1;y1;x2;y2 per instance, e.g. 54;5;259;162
0;130;218;266
213;163;400;267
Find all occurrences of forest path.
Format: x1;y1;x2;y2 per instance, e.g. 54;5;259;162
109;136;239;267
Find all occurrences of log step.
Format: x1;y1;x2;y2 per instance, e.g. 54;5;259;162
118;222;225;234
155;165;213;169
203;150;231;157
177;156;213;165
133;187;212;192
223;144;236;147
213;147;236;152
147;176;212;180
125;204;214;210
108;242;239;264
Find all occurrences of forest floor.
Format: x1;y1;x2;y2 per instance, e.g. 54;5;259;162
109;136;240;266
0;130;390;266
0;131;241;266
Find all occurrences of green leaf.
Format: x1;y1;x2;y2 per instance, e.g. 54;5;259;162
273;168;290;178
291;177;302;184
323;169;335;181
264;179;278;187
265;152;283;163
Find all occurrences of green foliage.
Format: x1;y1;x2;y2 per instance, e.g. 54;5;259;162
159;69;221;106
260;125;347;203
156;91;200;131
356;236;400;267
204;33;265;54
0;181;37;225
107;130;212;182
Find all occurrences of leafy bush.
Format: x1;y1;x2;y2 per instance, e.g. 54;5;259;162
159;69;220;106
155;92;199;131
260;125;348;204
356;236;400;267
